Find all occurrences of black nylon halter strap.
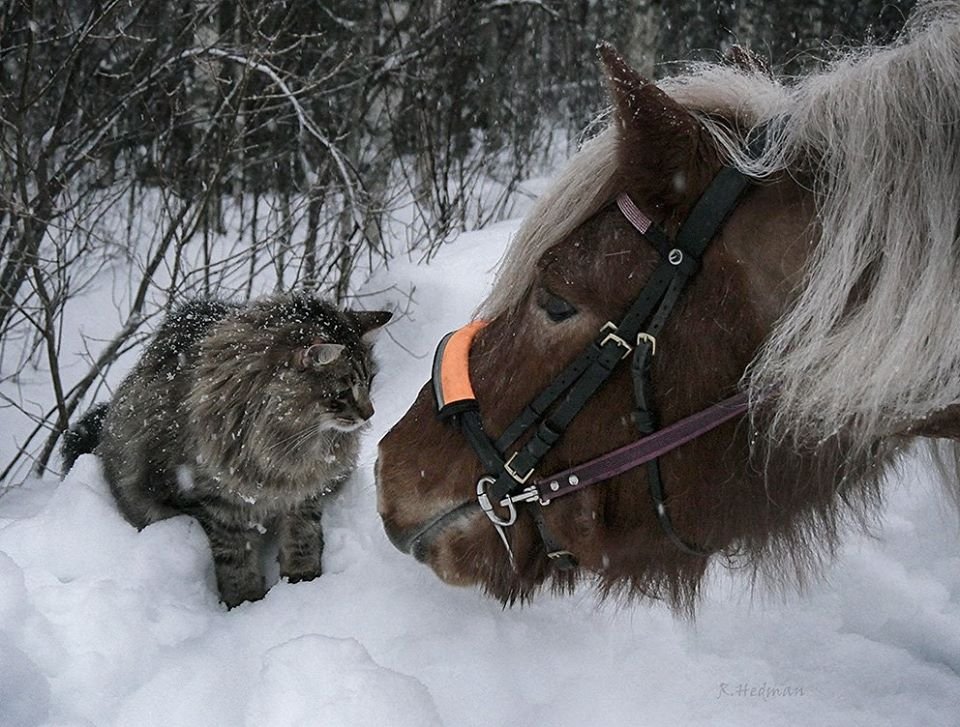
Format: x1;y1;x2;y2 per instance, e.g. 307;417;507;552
493;343;602;453
626;163;757;556
481;162;755;503
675;164;755;260
483;261;678;505
442;151;759;564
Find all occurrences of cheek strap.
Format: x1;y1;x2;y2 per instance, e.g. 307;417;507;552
430;317;577;571
432;320;488;418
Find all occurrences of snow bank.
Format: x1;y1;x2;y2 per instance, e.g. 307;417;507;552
1;220;959;726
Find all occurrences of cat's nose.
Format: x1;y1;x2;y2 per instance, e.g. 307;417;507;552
357;398;375;421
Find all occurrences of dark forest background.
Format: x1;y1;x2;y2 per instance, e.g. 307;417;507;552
0;0;916;481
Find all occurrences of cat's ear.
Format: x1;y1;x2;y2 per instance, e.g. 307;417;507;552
349;310;392;336
295;343;344;369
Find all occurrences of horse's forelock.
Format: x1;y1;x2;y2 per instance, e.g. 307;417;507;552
480;127;621;318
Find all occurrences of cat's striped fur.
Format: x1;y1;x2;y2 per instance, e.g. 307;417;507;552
64;293;390;607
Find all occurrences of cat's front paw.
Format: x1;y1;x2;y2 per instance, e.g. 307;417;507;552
218;578;268;609
278;536;322;584
280;563;322;584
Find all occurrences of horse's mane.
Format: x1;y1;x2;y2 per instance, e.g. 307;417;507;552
480;126;621;317
485;1;960;455
726;2;960;451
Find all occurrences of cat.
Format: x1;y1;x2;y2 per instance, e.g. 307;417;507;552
62;293;391;607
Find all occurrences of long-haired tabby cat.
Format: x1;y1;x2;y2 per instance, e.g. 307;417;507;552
63;293;391;607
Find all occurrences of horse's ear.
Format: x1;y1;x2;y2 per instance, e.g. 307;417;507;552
725;45;770;76
597;42;703;209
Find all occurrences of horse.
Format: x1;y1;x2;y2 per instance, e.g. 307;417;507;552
375;2;960;613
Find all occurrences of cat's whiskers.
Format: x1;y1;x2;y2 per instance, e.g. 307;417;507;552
265;430;307;454
265;420;323;452
272;421;329;458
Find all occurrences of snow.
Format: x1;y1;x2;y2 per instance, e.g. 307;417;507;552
2;218;960;726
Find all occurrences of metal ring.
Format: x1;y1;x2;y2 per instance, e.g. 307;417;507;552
476;476;517;527
668;249;684;266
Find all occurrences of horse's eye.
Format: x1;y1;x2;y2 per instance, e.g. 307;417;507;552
540;291;577;323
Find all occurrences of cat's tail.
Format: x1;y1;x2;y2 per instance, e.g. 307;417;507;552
60;403;110;475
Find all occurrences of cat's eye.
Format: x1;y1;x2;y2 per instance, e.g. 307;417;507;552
538;289;578;323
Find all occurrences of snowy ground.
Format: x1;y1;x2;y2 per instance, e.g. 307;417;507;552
2;217;959;727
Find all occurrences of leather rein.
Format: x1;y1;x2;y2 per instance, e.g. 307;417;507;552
430;147;760;569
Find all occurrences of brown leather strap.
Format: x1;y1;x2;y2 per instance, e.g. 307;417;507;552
533;391;750;503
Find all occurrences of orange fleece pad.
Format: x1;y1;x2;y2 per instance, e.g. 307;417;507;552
432;320;488;412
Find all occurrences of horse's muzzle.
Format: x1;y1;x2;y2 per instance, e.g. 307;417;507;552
381;498;480;561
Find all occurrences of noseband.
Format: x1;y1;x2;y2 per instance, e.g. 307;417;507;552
430;145;762;570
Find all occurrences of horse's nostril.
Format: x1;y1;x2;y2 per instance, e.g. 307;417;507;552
381;516;417;555
380;512;430;562
410;536;430;563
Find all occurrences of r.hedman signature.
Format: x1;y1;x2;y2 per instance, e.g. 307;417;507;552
717;683;806;700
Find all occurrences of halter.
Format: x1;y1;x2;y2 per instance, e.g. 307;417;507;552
431;148;761;569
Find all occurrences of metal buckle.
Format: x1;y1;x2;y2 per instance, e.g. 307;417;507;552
504;452;534;484
599;321;633;359
637;332;656;356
